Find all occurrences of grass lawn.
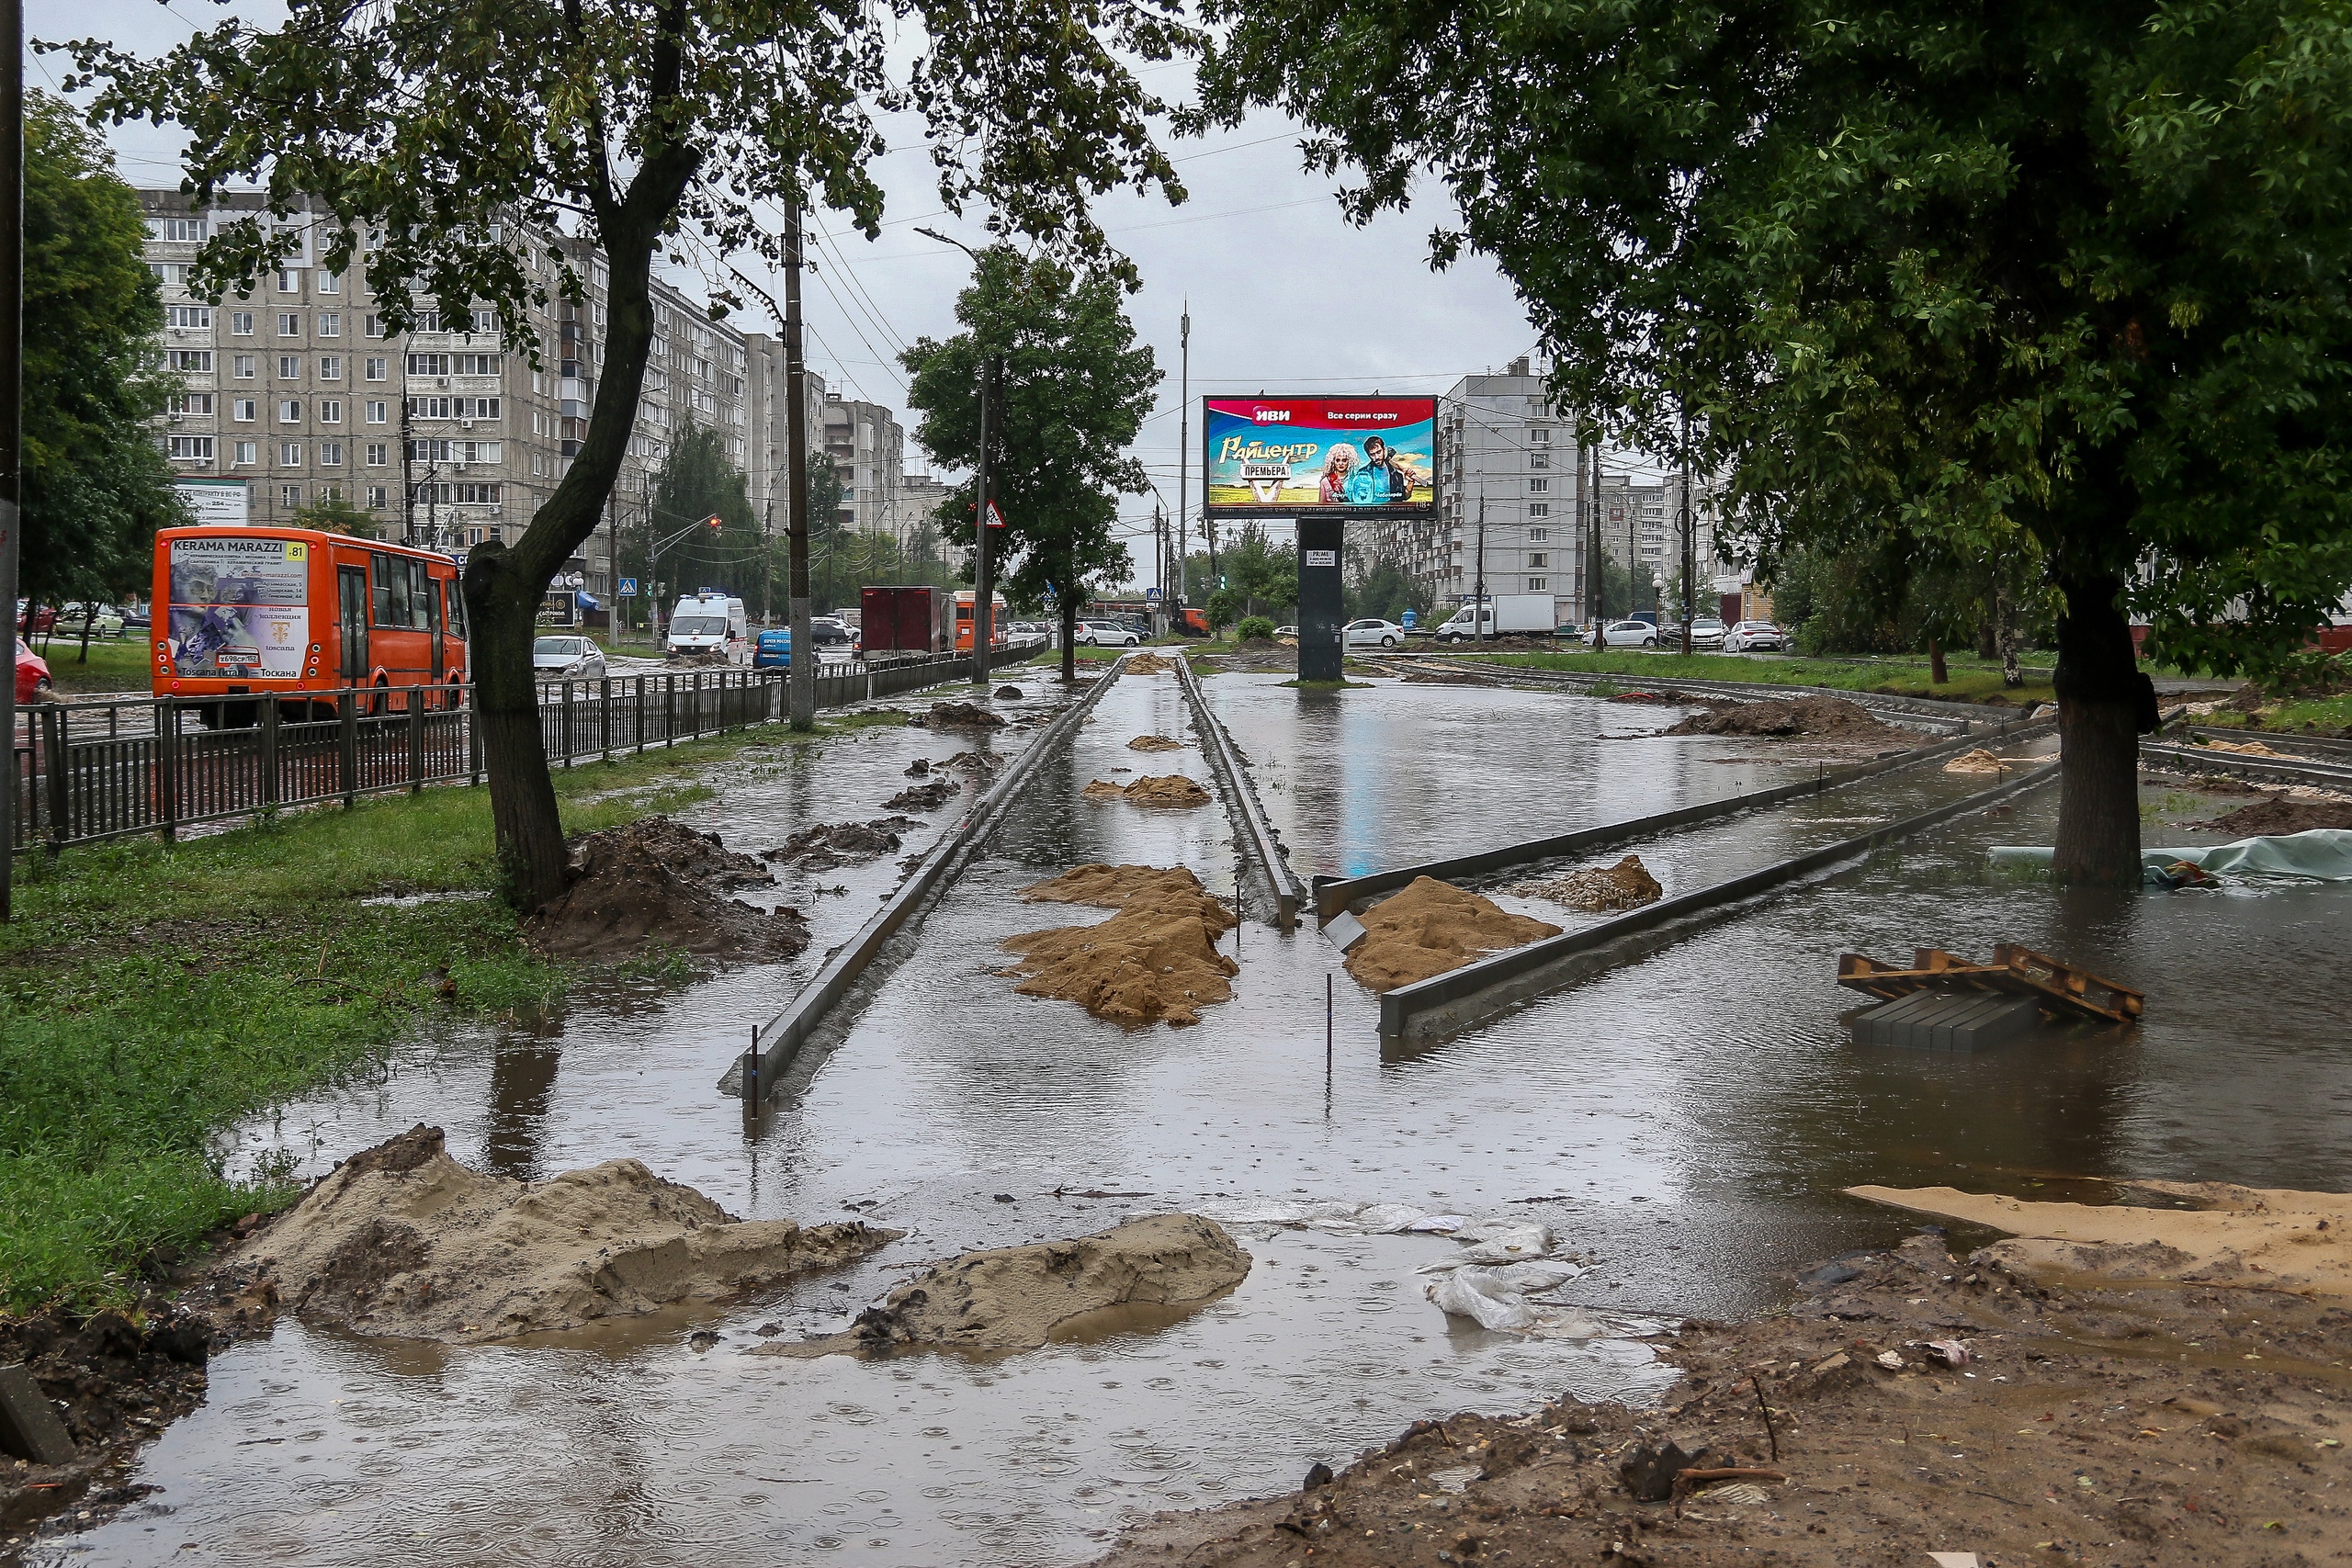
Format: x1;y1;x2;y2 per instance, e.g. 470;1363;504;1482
2192;692;2352;733
0;711;896;1314
27;633;151;695
1470;648;2058;706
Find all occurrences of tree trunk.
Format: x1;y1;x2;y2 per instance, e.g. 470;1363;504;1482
1928;636;1947;684
76;611;94;665
1975;617;1998;661
1995;578;2025;687
1060;583;1080;684
2051;572;2143;886
466;544;571;909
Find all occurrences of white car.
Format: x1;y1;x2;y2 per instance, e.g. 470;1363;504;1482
1722;620;1786;653
1687;617;1727;650
1342;617;1405;649
533;635;607;681
1601;619;1660;648
1076;620;1141;648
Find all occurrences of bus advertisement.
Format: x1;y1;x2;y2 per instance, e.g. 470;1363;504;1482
153;526;469;724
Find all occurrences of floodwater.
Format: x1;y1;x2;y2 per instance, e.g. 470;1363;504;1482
48;669;2352;1566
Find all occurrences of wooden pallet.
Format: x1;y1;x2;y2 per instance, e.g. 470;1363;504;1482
1837;944;2143;1026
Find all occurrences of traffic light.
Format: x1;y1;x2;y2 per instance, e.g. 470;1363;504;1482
705;513;723;534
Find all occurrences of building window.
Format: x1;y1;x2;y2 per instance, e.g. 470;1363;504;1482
1530;452;1549;470
280;483;301;507
455;483;503;504
320;441;344;465
1531;427;1551;445
278;399;302;423
155;217;206;242
454;353;502;376
318;399;342;423
168;392;214;416
406;353;450;376
166;305;211;330
364;313;386;338
367;400;388;423
365;357;388;381
230;311;254;335
167;349;213;373
167;435;214;460
318;311;341;338
319;355;342;380
1526;577;1547;591
277;270;302;293
233;440;257;466
277;311;301;336
279;441;302;466
232;398;257;422
1528;527;1548;542
1529;503;1549;517
233;355;255;378
1529;478;1547;491
319;272;341;295
1528;553;1547;568
366;485;390;509
406;396;450;419
365;442;389;466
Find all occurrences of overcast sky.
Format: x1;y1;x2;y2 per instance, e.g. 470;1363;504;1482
28;1;1668;575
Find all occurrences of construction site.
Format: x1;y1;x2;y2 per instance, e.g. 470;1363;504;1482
8;647;2351;1568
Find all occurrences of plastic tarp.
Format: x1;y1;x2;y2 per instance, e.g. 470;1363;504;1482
1989;829;2352;885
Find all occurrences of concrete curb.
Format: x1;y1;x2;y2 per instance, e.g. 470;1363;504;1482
1172;651;1306;930
1377;761;2062;1042
731;660;1126;1111
2144;734;2352;792
1395;654;2014;732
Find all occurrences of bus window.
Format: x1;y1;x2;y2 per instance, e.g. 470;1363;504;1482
425;570;443;634
446;573;466;637
338;565;369;680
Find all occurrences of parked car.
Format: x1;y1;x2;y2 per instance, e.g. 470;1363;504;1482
1687;617;1726;649
119;603;153;631
54;603;127;638
1076;620;1141;648
1342;617;1405;649
1272;625;1299;639
532;634;606;681
1722;620;1786;653
1601;619;1661;648
16;639;51;705
752;628;793;669
808;618;860;661
15;601;56;635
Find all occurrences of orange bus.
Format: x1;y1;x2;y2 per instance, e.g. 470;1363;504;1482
153;526;469;724
952;589;1011;653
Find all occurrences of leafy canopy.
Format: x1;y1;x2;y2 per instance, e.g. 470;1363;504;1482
1195;0;2352;678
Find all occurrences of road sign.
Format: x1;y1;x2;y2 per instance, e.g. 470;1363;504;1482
1144;587;1161;601
986;499;1007;528
617;577;639;597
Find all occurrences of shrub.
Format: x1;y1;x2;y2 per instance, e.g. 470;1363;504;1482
1236;615;1277;642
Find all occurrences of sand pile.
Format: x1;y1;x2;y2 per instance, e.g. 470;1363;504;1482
1001;863;1238;1026
1123;650;1178;674
763;818;918;871
885;778;963;811
759;1214;1249;1357
1344;876;1563;992
1504;853;1663;912
2198;795;2352;835
1942;747;2012;774
220;1126;898;1343
1081;773;1211;807
1665;694;1911;741
1849;1180;2352;1301
525;817;809;961
915;700;1005;729
2199;736;2285;757
1127;734;1185;751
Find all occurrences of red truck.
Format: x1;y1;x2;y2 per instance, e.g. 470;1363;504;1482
860;585;956;655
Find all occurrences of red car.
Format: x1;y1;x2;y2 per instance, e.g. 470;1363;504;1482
16;638;51;705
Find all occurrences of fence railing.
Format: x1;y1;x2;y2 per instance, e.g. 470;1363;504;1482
9;652;975;854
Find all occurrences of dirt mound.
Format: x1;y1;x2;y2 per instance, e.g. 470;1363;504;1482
1127;733;1185;751
759;1214;1249;1357
904;757;932;776
942;750;1005;775
1941;747;2034;775
1505;854;1663;912
1230;637;1290;655
1664;694;1912;741
524;817;809;962
2198;795;2352;835
216;1126;898;1344
1602;687;1690;704
2199;736;2285;757
763;818;918;871
1123;650;1178;674
885;778;963;811
1344;876;1562;993
1082;773;1212;807
1391;664;1493;684
993;684;1025;698
1002;863;1238;1026
914;700;1006;729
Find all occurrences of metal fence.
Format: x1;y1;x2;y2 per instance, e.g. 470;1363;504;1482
9;652;975;854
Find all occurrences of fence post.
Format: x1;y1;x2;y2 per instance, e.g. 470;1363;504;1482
408;694;426;795
339;690;358;809
40;706;67;853
636;675;648;754
601;676;612;761
664;675;676;748
467;686;482;786
260;697;280;807
156;701;180;843
561;681;576;768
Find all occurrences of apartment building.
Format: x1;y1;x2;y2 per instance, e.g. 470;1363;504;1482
820;393;906;542
1410;358;1583;626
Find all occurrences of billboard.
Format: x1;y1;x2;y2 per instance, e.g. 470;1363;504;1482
174;477;251;527
166;535;311;679
1204;396;1437;514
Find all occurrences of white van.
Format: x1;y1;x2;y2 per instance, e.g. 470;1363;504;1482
666;593;750;663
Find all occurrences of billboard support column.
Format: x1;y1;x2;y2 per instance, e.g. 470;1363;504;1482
1297;515;1344;682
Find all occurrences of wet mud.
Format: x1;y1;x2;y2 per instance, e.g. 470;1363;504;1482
1504;854;1663;913
1127;734;1186;752
761;817;920;871
1001;863;1239;1026
914;700;1007;729
1664;694;1917;743
524;817;809;961
2196;795;2352;836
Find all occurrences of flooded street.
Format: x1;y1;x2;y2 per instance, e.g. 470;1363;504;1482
51;670;2352;1566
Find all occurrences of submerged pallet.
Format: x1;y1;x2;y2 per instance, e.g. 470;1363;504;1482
1837;944;2144;1026
1850;990;2045;1051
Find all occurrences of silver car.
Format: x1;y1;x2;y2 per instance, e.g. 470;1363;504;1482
1722;620;1786;653
533;635;607;681
1342;617;1405;649
1601;619;1661;648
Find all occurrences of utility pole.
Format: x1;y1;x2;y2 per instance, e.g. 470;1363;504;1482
1153;501;1166;630
1474;488;1487;644
972;353;999;685
0;0;22;921
785;199;816;729
1679;403;1694;656
1182;303;1206;606
1589;442;1606;649
761;498;773;627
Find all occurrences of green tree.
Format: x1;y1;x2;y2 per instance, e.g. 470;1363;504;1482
289;493;385;540
1222;520;1297;620
1197;1;2352;883
646;423;758;608
62;0;1193;907
19;91;184;631
901;249;1156;682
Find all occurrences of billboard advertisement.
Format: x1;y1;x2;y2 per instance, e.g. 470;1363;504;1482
174;477;251;527
1204;396;1437;514
166;535;311;679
